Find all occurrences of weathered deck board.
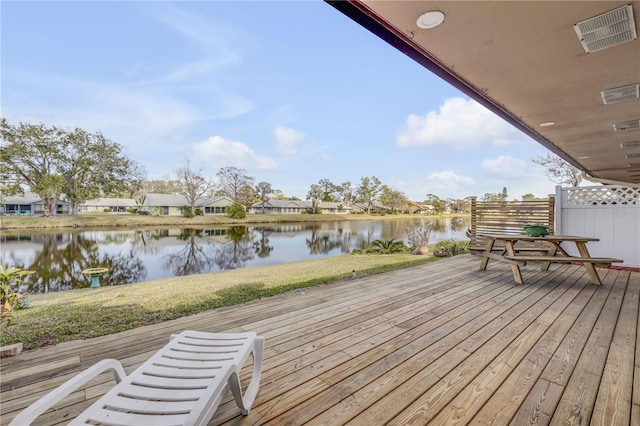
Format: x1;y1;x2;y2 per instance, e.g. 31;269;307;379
1;255;638;426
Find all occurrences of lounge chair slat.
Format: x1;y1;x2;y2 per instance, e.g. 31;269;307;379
102;396;197;414
116;386;203;401
73;408;188;426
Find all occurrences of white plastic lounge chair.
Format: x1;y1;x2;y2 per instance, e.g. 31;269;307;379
10;330;264;426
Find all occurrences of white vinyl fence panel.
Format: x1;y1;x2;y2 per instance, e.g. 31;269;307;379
555;185;640;268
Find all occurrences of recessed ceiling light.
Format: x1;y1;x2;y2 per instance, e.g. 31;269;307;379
578;156;590;159
539;121;556;127
621;140;640;148
629;163;640;167
417;11;445;29
625;153;640;159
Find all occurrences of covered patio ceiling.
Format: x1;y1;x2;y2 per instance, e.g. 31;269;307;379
327;1;640;186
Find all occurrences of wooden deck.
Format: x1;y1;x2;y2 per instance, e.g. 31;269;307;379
1;255;639;425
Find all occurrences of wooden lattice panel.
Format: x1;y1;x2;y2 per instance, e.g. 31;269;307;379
566;186;640;206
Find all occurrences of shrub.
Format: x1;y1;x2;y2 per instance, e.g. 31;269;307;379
352;239;407;255
179;206;194;218
370;239;407;254
195;208;203;216
434;239;470;257
1;265;34;328
127;207;138;214
226;203;246;219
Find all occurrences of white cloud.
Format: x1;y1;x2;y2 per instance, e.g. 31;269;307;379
397;97;518;149
396;170;476;200
424;171;476;190
274;126;304;154
320;152;341;167
193;136;277;170
482;155;530;179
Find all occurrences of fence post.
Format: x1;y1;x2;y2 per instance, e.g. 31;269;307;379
470;197;477;236
554;185;562;235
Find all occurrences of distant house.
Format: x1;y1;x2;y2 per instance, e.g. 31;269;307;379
351;202;391;214
140;194;235;216
317;201;351;214
249;200;352;214
79;197;137;213
249;199;308;214
0;192;71;216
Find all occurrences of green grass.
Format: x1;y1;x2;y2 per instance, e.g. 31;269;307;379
1;253;439;350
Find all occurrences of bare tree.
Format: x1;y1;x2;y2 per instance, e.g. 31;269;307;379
307;184;323;213
216;166;255;205
533;153;582;187
174;161;214;216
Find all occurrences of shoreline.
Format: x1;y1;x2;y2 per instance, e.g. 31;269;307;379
0;212;468;231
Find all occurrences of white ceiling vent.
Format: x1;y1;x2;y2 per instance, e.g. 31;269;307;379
574;4;637;53
613;119;640;131
601;83;640;104
621;140;640;148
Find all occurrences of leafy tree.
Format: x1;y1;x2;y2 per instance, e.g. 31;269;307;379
317;178;339;202
338;181;354;206
532;153;582;187
425;193;447;214
216;166;255;205
270;189;299;201
226;203;246;219
1;119;144;216
355;176;382;214
1;119;66;216
447;198;467;213
481;188;509;202
61;128;145;214
174;161;214;216
306;184;323;213
522;193;536;200
379;185;408;213
144;179;177;194
255;181;273;213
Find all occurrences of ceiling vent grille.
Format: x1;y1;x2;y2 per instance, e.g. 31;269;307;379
613;119;640;131
601;83;640;104
574;4;637;53
621;140;640;148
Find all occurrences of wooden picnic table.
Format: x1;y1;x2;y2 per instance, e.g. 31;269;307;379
478;234;623;285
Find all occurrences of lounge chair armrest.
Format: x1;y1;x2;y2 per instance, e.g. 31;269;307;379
9;359;126;425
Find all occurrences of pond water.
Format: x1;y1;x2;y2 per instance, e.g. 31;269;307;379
1;217;469;294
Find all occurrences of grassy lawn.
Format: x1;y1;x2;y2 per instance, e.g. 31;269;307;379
1;253;439;350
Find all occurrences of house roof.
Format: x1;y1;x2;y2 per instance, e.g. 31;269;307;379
250;199;307;209
83;197;137;207
2;192;70;205
143;193;234;207
327;1;640;186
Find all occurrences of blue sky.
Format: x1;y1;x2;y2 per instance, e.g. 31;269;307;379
1;1;557;201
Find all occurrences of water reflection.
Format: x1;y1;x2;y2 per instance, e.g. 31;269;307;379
0;217;469;294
